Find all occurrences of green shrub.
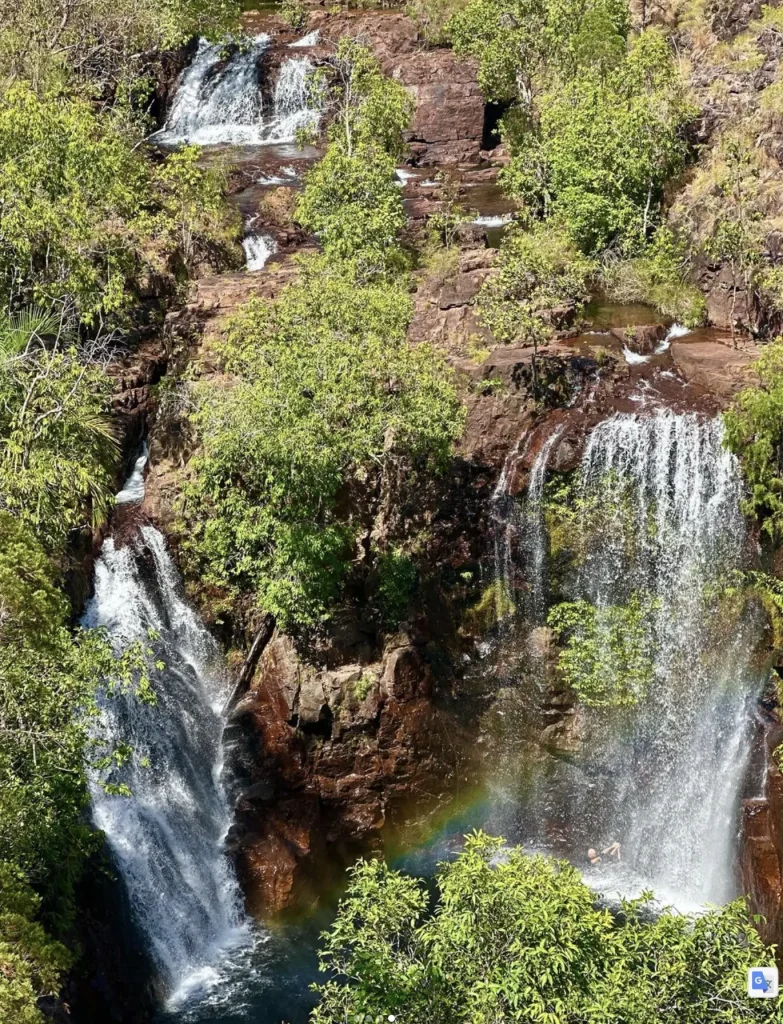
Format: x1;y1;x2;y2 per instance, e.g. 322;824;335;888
182;261;465;628
723;337;783;536
547;592;659;706
311;830;779;1023
377;548;418;624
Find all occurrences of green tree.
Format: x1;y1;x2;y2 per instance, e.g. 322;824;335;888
296;40;413;278
547;592;659;706
311;831;781;1024
0;87;239;324
448;0;629;103
0;865;72;1024
181;261;465;628
0;0;240;95
477;222;594;389
0;307;118;551
503;30;693;252
723;337;783;537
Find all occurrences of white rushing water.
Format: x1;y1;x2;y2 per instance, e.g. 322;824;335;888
155;39;319;146
572;410;760;907
492;428;562;624
494;410;765;910
115;444;148;504
86;461;249;1006
242;233;278;270
622;323;690;365
268;57;320;141
290;29;320;47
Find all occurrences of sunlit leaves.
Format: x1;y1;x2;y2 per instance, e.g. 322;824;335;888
181;261;465;627
311;830;780;1023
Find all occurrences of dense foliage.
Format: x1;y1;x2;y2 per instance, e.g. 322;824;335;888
0;88;239;323
0;308;118;550
547;594;658;706
296;40;413;277
478;223;593;383
311;831;781;1023
182;262;463;627
0;0;239;95
723;337;783;536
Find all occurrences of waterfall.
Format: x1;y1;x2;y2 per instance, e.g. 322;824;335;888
492;428;561;624
85;464;249;1006
243;232;277;271
116;443;148;504
155;40;319;146
569;410;761;908
267;57;320;141
290;29;320;47
492;410;765;910
155;35;270;145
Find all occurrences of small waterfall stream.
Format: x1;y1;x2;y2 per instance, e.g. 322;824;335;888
154;37;320;146
491;409;766;910
86;468;250;1007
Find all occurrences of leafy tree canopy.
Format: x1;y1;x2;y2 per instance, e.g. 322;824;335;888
547;593;659;706
0;308;118;551
0;0;240;95
0;88;239;323
296;40;413;278
181;260;465;628
503;30;694;252
311;831;780;1024
723;336;783;537
448;0;630;103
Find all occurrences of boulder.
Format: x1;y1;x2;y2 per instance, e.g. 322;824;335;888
230;634;471;915
609;324;668;354
670;338;757;398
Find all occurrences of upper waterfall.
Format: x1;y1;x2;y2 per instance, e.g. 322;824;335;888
154;38;320;146
85;521;249;1006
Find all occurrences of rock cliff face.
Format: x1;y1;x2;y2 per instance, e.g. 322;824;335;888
228;635;475;913
309;10;486;165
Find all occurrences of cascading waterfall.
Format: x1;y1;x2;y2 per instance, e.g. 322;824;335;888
572;411;761;907
155;40;319;146
268;57;320;141
86;469;249;1006
499;409;765;910
492;428;562;624
155;35;270;145
243;232;278;271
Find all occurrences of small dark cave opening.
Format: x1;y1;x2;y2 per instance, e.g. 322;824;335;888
482;101;512;152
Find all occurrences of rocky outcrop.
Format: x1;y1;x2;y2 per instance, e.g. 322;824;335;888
670;337;757;397
309;10;486;165
228;633;476;914
409;248;497;358
741;720;783;949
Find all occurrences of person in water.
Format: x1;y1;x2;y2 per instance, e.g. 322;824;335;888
587;841;621;866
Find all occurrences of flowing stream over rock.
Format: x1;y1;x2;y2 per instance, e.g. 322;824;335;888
155;37;319;145
86;467;250;1007
490;409;765;910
